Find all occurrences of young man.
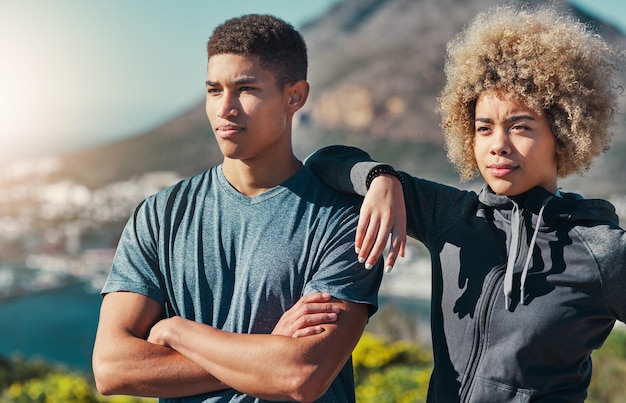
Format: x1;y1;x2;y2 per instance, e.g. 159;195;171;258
92;14;382;402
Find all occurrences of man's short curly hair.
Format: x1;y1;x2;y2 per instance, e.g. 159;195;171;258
438;5;621;181
207;14;307;88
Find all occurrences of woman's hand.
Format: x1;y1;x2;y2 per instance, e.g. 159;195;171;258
356;174;406;272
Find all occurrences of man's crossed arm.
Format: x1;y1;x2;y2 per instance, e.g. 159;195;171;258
92;291;356;402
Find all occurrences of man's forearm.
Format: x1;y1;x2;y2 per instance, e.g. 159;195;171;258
149;302;369;402
93;291;228;399
93;333;227;398
158;322;321;401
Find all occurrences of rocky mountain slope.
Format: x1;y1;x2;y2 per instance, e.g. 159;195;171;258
36;0;626;196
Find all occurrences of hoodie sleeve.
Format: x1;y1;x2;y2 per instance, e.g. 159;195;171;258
595;225;626;321
305;145;477;246
304;145;383;196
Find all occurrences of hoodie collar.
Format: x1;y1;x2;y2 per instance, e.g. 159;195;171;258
478;184;619;225
478;185;555;213
477;184;619;310
477;185;555;310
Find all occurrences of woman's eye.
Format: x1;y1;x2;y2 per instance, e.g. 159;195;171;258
511;124;530;131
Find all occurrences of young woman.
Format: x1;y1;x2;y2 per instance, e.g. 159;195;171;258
305;5;626;402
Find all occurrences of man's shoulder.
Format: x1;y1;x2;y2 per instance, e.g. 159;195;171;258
295;167;361;208
148;167;216;200
136;167;218;216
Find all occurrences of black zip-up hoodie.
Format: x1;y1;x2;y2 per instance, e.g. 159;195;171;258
306;145;626;402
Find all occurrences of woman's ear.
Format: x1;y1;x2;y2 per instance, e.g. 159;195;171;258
554;143;563;173
287;80;309;112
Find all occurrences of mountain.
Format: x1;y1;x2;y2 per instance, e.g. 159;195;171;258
39;0;626;196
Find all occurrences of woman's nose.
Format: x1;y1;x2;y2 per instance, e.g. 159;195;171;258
489;128;511;156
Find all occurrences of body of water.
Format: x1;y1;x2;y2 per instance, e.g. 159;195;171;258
0;283;102;374
0;284;429;374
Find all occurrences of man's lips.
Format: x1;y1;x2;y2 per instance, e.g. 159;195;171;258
487;164;518;177
216;124;244;138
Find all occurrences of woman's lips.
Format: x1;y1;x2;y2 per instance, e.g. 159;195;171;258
488;164;517;177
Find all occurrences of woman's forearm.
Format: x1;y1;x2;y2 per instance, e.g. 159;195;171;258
305;145;383;196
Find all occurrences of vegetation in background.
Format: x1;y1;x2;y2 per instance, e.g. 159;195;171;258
353;332;432;402
0;355;154;403
2;317;626;402
588;328;626;403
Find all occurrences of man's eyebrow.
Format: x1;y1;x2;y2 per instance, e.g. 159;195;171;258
233;76;257;85
205;76;257;87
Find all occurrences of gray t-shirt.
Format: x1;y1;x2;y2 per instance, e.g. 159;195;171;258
102;165;383;402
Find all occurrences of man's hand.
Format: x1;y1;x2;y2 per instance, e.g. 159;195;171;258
272;292;341;338
148;292;341;344
148;316;182;348
356;174;407;273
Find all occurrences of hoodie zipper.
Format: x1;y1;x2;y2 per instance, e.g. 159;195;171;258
460;207;526;401
458;266;504;401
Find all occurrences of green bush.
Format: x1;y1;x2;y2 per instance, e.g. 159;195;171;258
0;356;57;390
356;365;431;403
353;332;432;403
588;329;626;403
4;372;96;402
0;356;155;403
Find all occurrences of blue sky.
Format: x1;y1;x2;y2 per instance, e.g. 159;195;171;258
569;0;626;34
0;1;341;161
0;0;624;163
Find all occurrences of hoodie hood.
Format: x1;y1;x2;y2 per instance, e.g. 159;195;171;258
478;184;619;226
477;185;619;310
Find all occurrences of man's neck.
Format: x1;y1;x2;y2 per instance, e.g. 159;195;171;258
222;155;303;197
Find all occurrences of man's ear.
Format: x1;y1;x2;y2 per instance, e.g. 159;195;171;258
287;80;309;111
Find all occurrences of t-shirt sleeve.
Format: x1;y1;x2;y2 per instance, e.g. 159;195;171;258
302;202;384;316
101;197;166;305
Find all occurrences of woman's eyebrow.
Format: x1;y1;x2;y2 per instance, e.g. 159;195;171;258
507;114;536;123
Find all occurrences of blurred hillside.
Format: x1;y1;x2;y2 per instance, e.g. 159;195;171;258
4;0;622;196
0;0;625;289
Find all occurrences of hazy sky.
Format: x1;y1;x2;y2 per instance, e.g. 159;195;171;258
0;0;624;163
0;0;341;162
